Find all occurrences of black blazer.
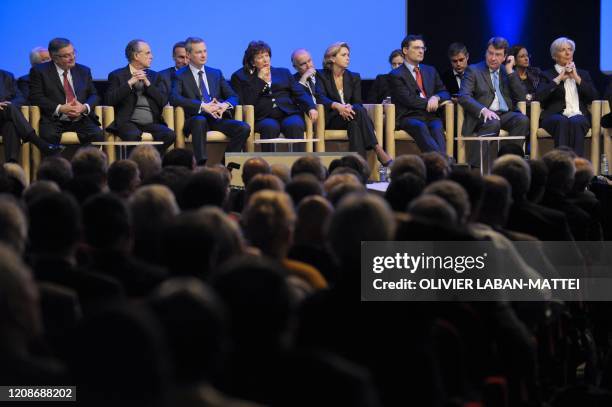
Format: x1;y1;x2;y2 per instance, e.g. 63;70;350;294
388;63;450;123
0;69;26;107
157;66;176;102
366;73;391;103
458;61;526;135
315;68;363;123
534;68;598;122
231;67;314;121
169;65;238;120
29;61;100;123
17;74;31;105
441;69;461;97
105;66;167;130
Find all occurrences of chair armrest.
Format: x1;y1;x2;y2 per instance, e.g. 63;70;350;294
529;101;541;158
591;100;603;172
315;104;325;152
304;112;314;153
174;107;185;148
444;102;454;157
363;104;384;149
243;105;255;152
383;103;396;158
517;101;527;115
456;103;466;163
162;105;174;131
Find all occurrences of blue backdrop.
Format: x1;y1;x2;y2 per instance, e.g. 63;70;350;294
0;0;406;79
601;0;612;74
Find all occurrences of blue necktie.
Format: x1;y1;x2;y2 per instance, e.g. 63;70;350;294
198;70;211;103
493;71;508;112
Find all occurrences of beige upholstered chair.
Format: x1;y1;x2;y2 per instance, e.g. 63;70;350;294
529;100;602;171
175;105;252;153
603;101;611;171
30;105;105;177
456;101;526;164
384;102;454;159
0;105;31;183
102;105;175;163
314;103;383;179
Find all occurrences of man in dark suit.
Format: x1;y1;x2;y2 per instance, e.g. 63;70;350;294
105;39;175;154
29;38;103;146
441;42;470;99
17;47;50;103
459;37;528;168
169;37;249;165
1;69;60;163
389;34;450;153
157;41;189;103
600;77;611;128
291;48;318;105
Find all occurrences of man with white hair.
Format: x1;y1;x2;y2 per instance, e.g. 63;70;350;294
18;46;51;102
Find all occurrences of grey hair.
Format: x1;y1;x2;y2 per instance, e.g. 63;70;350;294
323;42;350;70
29;47;48;66
550;37;575;59
184;37;205;54
492;154;531;199
125;39;146;62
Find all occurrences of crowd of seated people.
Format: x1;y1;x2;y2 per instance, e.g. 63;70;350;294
1;143;612;406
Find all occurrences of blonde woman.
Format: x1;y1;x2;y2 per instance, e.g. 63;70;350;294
316;42;392;166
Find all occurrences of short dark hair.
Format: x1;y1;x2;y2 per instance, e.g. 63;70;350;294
108;160;139;195
509;44;527;59
243;41;272;71
447;42;468;58
291;155;326;181
401;34;424;50
172;41;186;55
184;37;204;54
125;39;145;62
37;156;73;189
180;170;227;210
28;192;81;254
162;148;195;170
83;193;131;249
48;38;72;55
487;37;509;55
388;49;403;64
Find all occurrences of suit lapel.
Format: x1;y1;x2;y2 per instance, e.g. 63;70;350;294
342;71;352;102
400;65;419;92
481;65;494;92
184;67;201;99
49;63;65;97
205;66;216;98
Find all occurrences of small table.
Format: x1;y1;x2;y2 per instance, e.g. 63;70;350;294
253;138;319;152
92;141;163;159
457;135;525;174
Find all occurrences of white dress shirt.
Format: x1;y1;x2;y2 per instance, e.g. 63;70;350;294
53;63;90;119
555;64;581;118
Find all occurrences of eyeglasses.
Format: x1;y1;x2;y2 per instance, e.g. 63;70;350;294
55;50;76;59
411;46;427;51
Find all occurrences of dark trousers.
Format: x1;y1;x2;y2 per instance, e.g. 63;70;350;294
255;111;305;152
327;104;378;158
114;121;176;154
40;116;103;145
1;103;34;162
398;116;445;154
542;114;590;157
467;111;528;168
186;115;250;164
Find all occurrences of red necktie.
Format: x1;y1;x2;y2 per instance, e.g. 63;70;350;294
414;66;427;98
63;70;76;103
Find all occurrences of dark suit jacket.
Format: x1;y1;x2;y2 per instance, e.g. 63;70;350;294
458;61;526;135
441;69;461;97
17;74;30;104
29;61;100;123
105;65;167;130
231;67;314;121
158;66;177;101
0;69;26;107
388;63;450;124
507;199;574;241
541;189;591;241
366;73;391;103
292;71;318;101
603;79;612;128
169;65;238;121
315;68;363;118
534;68;598;122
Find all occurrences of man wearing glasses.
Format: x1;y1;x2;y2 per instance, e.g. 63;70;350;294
29;37;103;146
389;34;450;154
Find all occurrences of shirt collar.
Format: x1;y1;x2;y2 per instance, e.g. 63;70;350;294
54;63;68;76
189;63;204;75
554;64;566;74
405;61;420;73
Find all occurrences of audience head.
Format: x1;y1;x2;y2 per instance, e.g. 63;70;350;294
180;168;227;211
572;157;594;192
448;169;484;221
390;154;426;181
242;190;295;259
243;40;272;72
244;173;284;204
389;49;404;69
37;156;73;189
509;44;531;69
72;146;108;184
29;46;50;66
294;195;334;245
423;180;470;226
48;37;75;70
447;42;469;74
485;36;509;71
147;165;191;200
184;36;207;68
3;162;27;197
161;148;195;170
82;193;131;251
407;194;457;226
384;172;426;211
285;173;324;206
323;172;362;195
129;144;162;182
291;48;314;76
0;195;28;255
479;175;512;227
323;42;350;70
271;163;291;184
527;159;548;203
171;40;188;69
401;34;426;65
498;142;525;157
337;154;369;184
328;194;395;271
420;151;450;184
550;36;575;66
28;192;81;257
542;150;575;194
242;157;271;186
108;160;140;198
291;154;326;182
124;39;152;69
492;154;531;201
23;180;60;207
